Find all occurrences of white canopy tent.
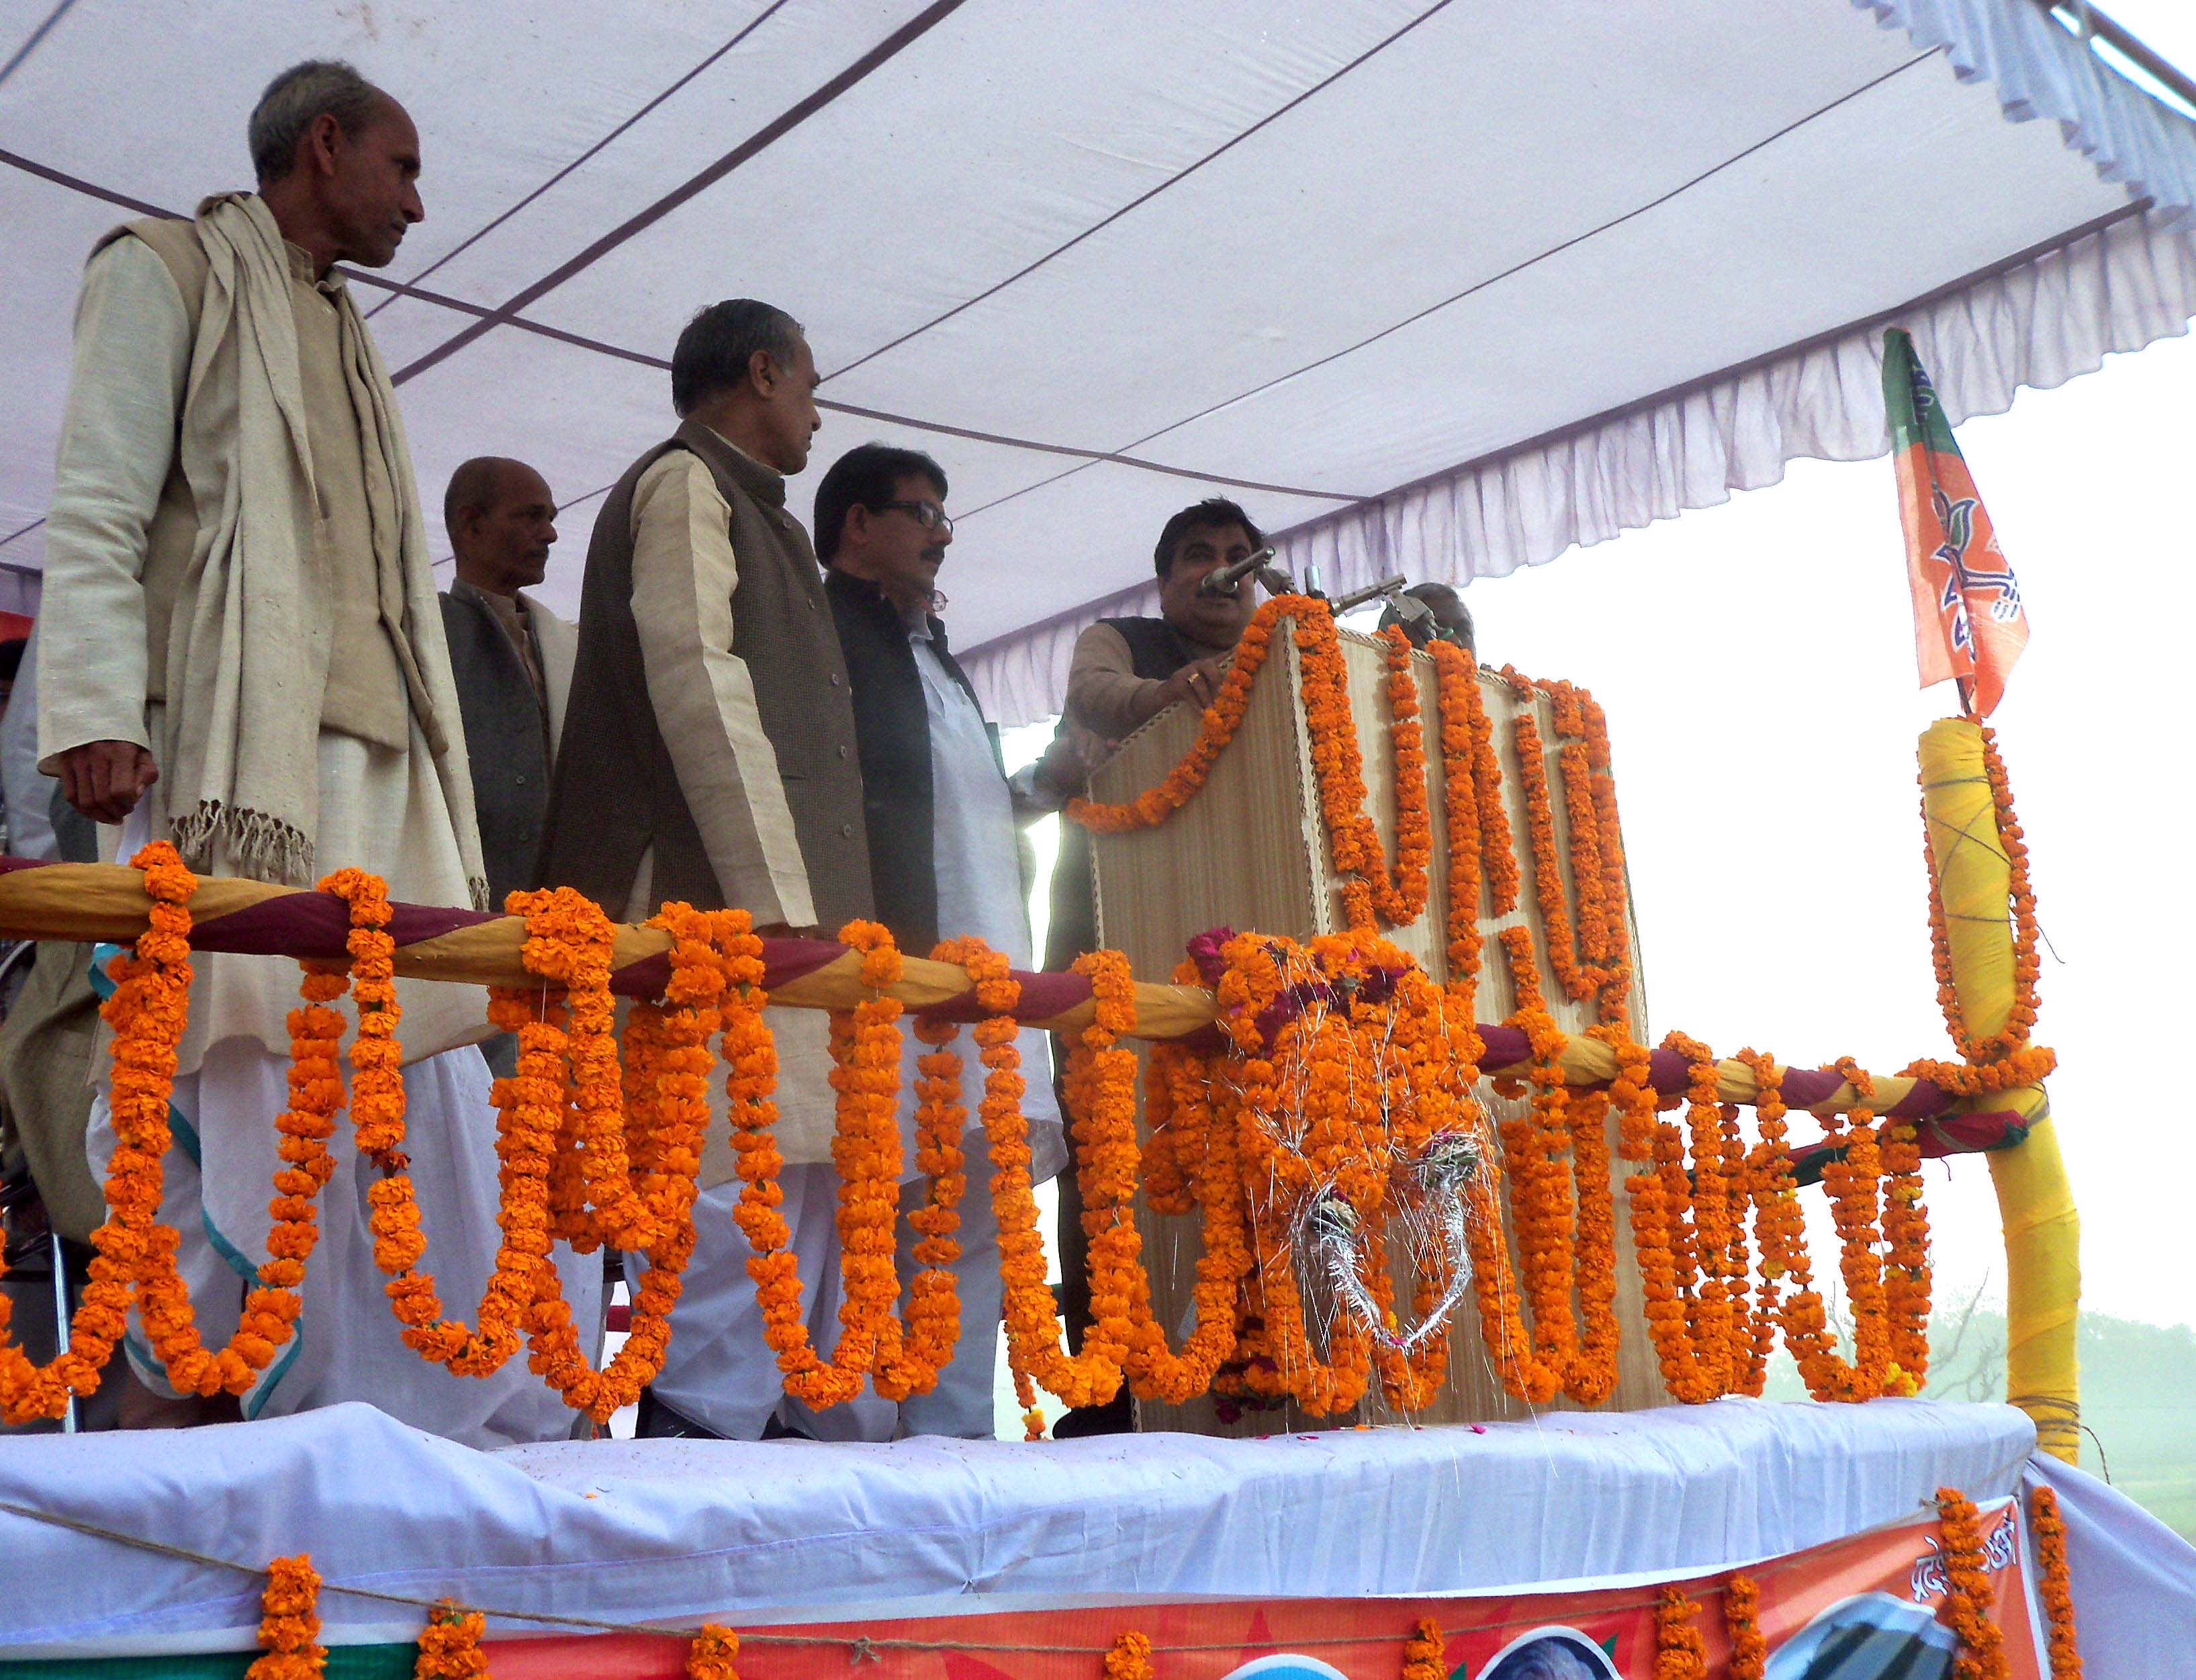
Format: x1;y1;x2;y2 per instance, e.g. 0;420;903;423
2;0;2193;725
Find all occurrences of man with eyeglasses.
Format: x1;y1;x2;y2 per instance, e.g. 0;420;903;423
814;440;1081;1438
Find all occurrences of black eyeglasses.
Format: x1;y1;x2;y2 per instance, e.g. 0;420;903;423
877;500;954;539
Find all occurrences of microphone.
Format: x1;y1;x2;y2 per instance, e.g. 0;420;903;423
1196;545;1279;598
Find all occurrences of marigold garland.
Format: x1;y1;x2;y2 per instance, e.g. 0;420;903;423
132;917;338;1397
1424;645;1569;1406
1616;1031;1750;1404
1507;690;1601;1011
1499;668;1635;1024
1723;1575;1766;1680
0;638;1996;1432
1923;725;2042;1064
1434;643;1518;923
1820;1062;1892;1401
727;919;911;1409
687;1624;741;1680
1653;1584;1706;1680
1216;931;1407;1415
2027;1485;2081;1678
1104;1630;1154;1680
1400;1617;1446;1680
886;949;975;1404
1373;627;1434;929
1580;690;1632;989
1879;1112;1932;1395
522;902;722;1421
1496;931;1582;1379
1739;1050;1845;1403
0;845;340;1417
1492;929;1621;1405
991;943;1139;1413
1427;640;1490;983
1276;608;1429;933
412;1601;488;1679
349;876;554;1379
246;1554;325;1680
1120;1041;1250;1404
1935;1487;2010;1680
1069;598;1430;933
823;921;911;1384
724;915;857;1411
1369;967;1473;1411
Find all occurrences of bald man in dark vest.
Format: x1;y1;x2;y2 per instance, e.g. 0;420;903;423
439;457;574;912
439;457;575;1082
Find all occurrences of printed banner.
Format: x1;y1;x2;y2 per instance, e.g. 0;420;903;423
464;1499;2041;1680
1882;326;2029;718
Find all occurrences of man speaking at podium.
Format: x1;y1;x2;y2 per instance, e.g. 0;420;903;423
1044;496;1265;1434
1060;499;1266;745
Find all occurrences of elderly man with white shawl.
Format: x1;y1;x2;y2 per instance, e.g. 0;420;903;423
36;60;596;1441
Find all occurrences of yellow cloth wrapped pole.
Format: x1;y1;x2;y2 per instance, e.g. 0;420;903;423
1918;718;2079;1460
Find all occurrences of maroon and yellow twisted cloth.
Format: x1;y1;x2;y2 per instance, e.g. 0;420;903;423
0;857;2019;1150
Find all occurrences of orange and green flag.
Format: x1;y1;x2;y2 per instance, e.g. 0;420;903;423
1883;327;2028;716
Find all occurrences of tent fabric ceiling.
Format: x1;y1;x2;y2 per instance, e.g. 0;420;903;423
2;1;2193;725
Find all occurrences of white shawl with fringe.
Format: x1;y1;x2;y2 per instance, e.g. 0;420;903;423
167;193;486;906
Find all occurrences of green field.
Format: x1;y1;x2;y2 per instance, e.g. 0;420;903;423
1766;1301;2196;1540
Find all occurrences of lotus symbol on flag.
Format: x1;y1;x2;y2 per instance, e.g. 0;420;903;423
1882;328;2031;716
1930;487;2024;657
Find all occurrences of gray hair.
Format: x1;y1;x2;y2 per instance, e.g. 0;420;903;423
671;299;807;416
248;60;383;183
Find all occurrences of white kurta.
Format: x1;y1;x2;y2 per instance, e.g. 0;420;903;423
41;234;488;1068
905;622;1065;1187
646;614;1062;1441
45;230;584;1442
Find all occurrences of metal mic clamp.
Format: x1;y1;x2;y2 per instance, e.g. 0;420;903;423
1326;573;1412;615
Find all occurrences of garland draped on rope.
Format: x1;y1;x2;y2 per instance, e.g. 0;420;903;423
0;597;2054;1426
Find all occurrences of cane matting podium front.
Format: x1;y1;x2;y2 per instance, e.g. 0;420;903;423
1085;621;1669;1431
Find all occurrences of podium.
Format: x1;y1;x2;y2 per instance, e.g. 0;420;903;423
1084;620;1674;1431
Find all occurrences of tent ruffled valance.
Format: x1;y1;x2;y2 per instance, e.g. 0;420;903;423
962;2;2196;728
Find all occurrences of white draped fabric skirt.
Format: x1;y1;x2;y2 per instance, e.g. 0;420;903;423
85;1037;601;1444
82;729;595;1444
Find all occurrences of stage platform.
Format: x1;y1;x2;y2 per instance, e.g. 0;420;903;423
0;1398;2040;1659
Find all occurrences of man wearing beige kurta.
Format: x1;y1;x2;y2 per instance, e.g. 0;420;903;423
37;62;594;1442
539;299;876;1441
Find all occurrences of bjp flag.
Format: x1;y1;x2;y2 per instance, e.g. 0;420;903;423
1882;328;2029;716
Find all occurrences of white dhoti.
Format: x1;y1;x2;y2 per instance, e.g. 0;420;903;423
643;1152;1007;1442
86;1039;600;1446
86;724;598;1446
648;1018;1062;1443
